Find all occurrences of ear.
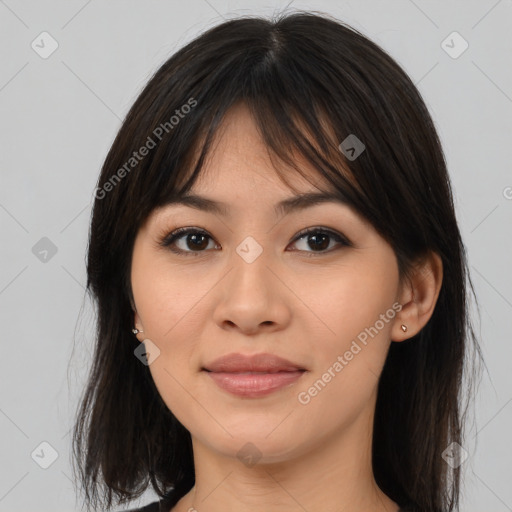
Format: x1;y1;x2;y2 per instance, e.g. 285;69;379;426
391;251;443;342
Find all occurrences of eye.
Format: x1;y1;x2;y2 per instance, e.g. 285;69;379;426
159;226;351;257
290;227;351;256
159;227;218;256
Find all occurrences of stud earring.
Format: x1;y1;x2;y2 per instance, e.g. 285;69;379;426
400;324;407;332
132;327;144;334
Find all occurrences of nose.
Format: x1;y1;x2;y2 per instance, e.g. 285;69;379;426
212;243;292;336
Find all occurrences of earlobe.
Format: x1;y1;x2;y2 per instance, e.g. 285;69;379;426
132;311;144;340
392;251;443;342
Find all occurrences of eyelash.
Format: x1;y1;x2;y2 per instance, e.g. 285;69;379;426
159;226;351;257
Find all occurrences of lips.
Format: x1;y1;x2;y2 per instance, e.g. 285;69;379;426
202;352;306;373
202;353;307;398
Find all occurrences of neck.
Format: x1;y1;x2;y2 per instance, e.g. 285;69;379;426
173;402;399;512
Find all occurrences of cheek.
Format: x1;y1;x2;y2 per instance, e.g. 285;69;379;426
131;254;206;404
302;261;396;347
132;251;203;340
137;279;205;425
298;260;397;400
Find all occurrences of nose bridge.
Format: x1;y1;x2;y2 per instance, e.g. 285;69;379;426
230;232;274;293
235;234;267;266
211;230;289;332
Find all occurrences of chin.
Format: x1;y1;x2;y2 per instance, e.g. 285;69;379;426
195;425;308;465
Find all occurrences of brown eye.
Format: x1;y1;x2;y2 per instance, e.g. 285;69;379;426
160;228;217;256
289;227;351;256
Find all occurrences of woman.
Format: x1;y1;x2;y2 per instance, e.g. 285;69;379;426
72;10;483;512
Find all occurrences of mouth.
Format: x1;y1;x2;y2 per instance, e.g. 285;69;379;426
201;352;307;398
202;369;306;398
202;352;306;373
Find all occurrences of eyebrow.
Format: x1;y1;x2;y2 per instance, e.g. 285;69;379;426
163;191;348;217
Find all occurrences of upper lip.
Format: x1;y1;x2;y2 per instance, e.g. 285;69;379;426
202;353;306;373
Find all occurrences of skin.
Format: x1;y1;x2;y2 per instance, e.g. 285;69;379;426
130;103;443;512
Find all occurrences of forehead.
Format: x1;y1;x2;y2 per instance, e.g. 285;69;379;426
146;101;369;230
187;103;335;194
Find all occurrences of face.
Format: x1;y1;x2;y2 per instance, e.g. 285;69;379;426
130;103;404;463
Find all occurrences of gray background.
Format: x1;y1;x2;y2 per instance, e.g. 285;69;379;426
1;0;511;510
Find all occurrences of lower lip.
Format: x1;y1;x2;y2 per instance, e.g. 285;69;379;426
204;370;305;398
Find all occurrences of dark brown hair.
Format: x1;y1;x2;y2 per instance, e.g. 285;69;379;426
72;10;484;512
